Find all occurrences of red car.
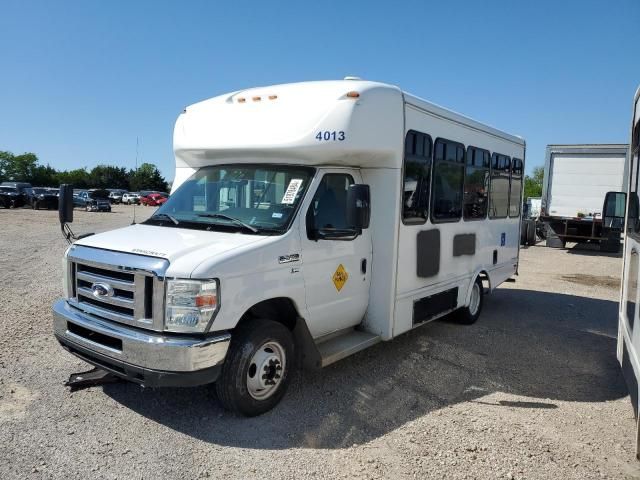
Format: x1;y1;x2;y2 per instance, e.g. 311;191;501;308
140;193;168;206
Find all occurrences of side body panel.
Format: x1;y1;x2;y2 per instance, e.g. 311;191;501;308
394;103;525;337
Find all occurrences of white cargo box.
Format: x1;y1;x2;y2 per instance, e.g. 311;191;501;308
542;144;628;218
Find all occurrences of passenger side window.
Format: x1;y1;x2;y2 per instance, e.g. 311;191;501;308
432;138;465;222
510;158;523;217
489;153;510;219
464;146;490;220
306;173;355;239
402;131;432;224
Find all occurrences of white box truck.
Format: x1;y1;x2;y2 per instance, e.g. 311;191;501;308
53;78;525;416
541;144;628;251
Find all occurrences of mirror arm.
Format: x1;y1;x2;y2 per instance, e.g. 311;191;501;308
60;223;94;245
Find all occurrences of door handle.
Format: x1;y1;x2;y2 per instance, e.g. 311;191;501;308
361;258;367;274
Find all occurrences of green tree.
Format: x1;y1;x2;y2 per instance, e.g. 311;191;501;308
1;152;39;182
524;166;544;200
128;163;168;192
54;168;91;189
88;165;129;189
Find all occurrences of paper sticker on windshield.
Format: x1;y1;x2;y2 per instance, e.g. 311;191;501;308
281;179;303;204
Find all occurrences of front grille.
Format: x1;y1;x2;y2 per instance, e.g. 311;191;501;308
70;260;162;330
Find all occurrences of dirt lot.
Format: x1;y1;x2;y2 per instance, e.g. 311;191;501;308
1;205;639;479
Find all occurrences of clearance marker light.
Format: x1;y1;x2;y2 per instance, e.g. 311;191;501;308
252;96;262;101
268;95;278;100
346;91;360;98
237;97;246;103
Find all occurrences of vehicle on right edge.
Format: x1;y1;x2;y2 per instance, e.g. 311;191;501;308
52;79;525;416
618;85;640;460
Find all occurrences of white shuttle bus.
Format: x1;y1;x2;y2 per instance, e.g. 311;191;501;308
618;86;640;457
53;79;525;416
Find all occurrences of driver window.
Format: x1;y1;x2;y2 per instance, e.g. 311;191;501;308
306;173;354;239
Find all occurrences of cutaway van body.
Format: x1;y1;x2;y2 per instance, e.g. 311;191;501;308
53;79;525;415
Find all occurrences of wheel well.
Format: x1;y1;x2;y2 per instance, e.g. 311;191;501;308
478;270;491;292
238;298;299;331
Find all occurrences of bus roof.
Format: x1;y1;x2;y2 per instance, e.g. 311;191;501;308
174;79;524;169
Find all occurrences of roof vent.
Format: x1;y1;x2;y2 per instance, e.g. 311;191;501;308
344;76;362;81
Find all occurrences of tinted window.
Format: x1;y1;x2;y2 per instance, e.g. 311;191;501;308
489;153;510;218
464;147;490;220
306;173;355;238
432;138;465;222
402;131;433;224
628;249;639;331
509;158;523;217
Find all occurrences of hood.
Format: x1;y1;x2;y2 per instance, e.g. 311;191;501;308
75;224;271;276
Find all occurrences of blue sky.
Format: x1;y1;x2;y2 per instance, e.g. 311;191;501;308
0;0;638;180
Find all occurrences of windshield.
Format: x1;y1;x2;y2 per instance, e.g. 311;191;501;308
88;190;109;199
147;164;314;234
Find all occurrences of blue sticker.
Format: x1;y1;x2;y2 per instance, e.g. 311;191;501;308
500;233;506;246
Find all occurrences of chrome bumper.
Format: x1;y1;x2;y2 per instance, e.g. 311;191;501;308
53;299;230;374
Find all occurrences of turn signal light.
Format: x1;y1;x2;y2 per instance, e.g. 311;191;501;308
195;294;217;308
346;91;360;98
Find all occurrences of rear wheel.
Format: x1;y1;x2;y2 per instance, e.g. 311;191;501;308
455;277;484;325
527;219;537;245
216;319;294;416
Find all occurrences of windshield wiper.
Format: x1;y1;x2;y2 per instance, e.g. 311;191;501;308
150;213;179;225
196;213;258;233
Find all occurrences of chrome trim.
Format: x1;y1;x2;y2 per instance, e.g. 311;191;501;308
53;299;230;372
76;270;135;292
68;245;169;331
69;299;134;323
68;245;169;277
77;287;134;308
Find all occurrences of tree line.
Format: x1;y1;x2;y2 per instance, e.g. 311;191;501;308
0;151;169;192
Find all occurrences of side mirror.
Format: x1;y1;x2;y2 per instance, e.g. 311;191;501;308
59;184;74;224
602;191;626;231
346;184;371;230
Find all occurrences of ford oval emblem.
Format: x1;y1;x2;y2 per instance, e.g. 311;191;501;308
91;282;114;298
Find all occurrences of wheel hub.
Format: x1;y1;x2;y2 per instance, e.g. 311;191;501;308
247;341;286;400
469;282;481;315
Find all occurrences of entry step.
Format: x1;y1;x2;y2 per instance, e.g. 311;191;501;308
317;330;380;367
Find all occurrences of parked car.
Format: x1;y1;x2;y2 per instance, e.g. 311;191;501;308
0;182;32;208
122;192;141;204
107;189;127;204
29;187;59;210
73;189;111;212
140;192;168;206
0;186;24;208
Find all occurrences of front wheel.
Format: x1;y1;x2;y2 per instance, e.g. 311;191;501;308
215;319;294;416
455;277;484;325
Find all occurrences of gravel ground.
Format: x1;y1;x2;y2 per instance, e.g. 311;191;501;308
1;205;640;479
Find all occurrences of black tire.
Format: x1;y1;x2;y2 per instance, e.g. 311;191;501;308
526;220;537;246
216;319;294;416
455;277;483;325
520;221;528;245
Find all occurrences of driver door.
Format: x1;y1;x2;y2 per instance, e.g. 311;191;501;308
299;169;372;338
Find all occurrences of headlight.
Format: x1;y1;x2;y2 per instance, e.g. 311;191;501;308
165;279;219;333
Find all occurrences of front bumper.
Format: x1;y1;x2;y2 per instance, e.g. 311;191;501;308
53;299;231;387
